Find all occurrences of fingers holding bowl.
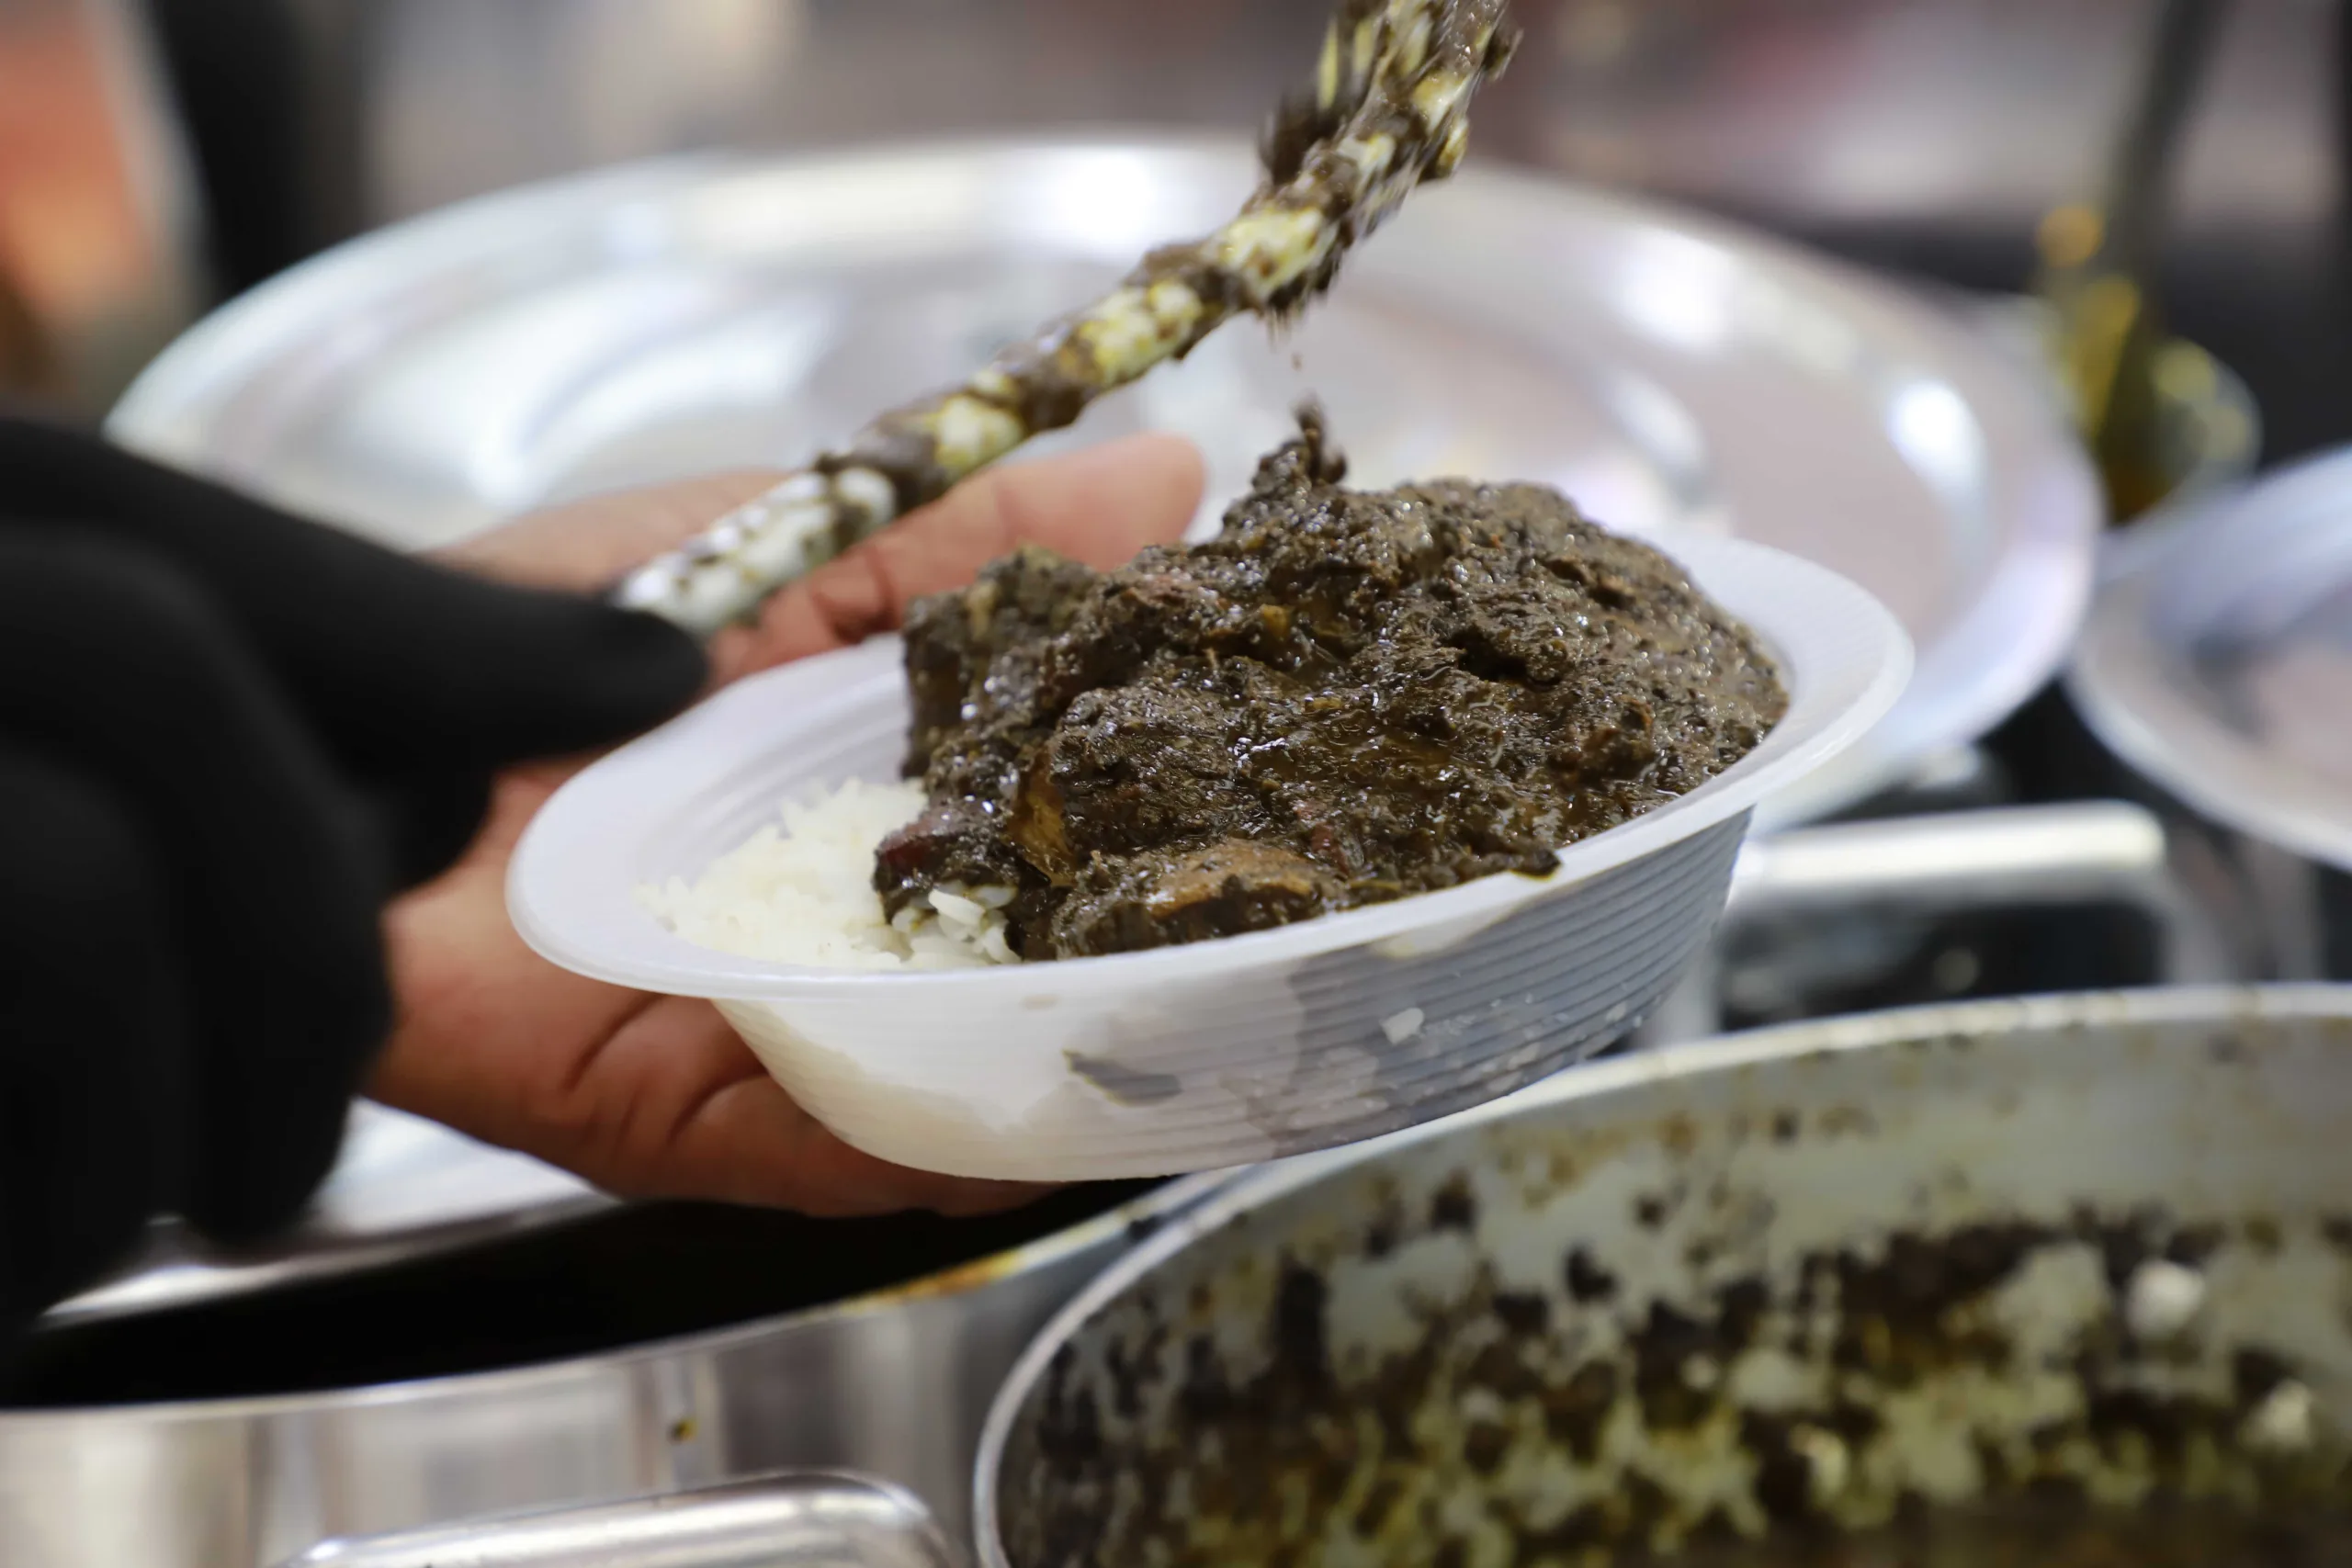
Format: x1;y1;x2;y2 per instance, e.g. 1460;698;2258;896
379;439;1202;1219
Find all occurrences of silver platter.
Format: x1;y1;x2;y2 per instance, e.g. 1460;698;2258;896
112;134;2099;829
2071;447;2352;872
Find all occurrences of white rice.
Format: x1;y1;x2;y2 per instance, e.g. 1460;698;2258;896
635;779;1018;971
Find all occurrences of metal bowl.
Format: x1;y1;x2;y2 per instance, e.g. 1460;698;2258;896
978;987;2352;1563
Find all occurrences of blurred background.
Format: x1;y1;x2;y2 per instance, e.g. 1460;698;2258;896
3;0;2347;459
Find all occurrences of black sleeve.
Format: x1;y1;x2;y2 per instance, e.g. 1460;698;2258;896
0;416;707;1332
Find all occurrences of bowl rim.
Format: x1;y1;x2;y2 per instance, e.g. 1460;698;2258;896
508;531;1911;998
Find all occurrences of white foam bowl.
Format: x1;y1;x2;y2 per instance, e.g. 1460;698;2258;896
510;535;1909;1181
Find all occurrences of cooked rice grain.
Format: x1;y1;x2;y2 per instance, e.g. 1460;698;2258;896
636;779;1014;970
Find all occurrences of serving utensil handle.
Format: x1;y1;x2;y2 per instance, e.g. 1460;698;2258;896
608;1;1519;638
279;1472;961;1568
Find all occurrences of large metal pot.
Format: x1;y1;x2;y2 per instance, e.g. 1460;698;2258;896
978;987;2352;1563
0;1172;1226;1567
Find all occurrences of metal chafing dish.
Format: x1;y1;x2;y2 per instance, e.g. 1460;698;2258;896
979;986;2352;1564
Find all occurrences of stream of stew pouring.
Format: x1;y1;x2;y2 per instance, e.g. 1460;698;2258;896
611;0;1521;638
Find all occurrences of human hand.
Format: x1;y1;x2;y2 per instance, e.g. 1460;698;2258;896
369;436;1206;1217
0;416;708;1325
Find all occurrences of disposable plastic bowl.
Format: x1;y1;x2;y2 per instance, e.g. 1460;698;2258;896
510;535;1910;1180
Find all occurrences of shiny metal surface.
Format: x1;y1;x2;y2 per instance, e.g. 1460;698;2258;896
1645;799;2237;1040
283;1473;956;1568
2070;447;2352;875
48;1102;608;1326
0;1172;1227;1568
976;984;2352;1563
108;135;2099;826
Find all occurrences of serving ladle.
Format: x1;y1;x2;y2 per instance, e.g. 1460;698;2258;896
608;0;1521;638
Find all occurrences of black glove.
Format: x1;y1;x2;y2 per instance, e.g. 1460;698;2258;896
0;415;707;1332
